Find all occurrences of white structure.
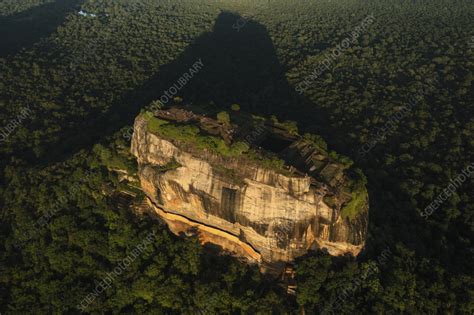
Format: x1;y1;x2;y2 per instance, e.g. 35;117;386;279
78;10;97;17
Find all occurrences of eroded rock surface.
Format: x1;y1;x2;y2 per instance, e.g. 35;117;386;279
131;107;368;265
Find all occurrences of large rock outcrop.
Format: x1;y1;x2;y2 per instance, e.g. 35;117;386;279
131;107;368;266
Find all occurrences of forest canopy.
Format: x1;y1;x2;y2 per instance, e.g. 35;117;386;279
0;0;473;314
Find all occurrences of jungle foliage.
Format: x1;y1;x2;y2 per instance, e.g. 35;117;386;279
0;0;472;313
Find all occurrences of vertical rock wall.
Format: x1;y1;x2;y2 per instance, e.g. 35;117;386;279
131;114;368;264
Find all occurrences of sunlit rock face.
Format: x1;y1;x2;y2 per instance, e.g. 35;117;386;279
131;108;368;265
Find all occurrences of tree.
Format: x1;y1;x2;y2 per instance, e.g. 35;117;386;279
231;103;240;111
217;111;231;125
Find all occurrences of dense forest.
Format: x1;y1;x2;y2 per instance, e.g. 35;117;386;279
0;0;473;313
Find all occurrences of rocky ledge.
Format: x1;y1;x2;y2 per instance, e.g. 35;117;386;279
131;105;368;267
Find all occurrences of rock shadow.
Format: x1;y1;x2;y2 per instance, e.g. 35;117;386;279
39;10;327;163
0;0;84;58
135;11;318;122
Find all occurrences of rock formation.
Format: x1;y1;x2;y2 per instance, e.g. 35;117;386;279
131;106;368;267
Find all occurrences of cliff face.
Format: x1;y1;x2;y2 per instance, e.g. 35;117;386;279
131;108;368;265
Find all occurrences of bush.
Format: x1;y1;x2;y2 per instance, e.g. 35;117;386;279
303;133;328;152
217;111;231;125
341;185;367;220
270;115;298;135
341;170;368;220
147;117;169;133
